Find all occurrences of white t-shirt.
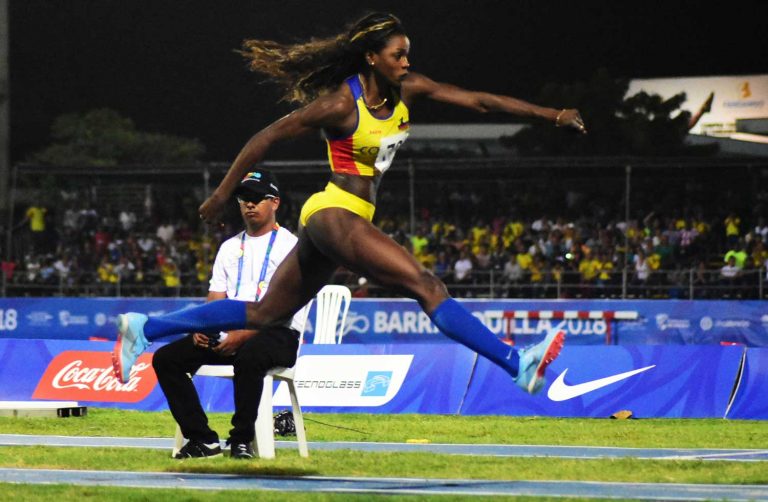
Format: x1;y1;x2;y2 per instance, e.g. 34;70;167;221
453;257;473;281
209;226;308;334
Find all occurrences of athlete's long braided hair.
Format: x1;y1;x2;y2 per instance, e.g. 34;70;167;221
240;13;406;105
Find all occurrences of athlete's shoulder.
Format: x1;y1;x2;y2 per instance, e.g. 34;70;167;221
317;80;357;115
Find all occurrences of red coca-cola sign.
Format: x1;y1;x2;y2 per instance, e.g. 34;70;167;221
33;351;157;403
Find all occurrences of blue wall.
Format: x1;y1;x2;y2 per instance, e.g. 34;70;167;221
2;298;767;346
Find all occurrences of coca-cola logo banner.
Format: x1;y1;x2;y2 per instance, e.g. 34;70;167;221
32;351;157;403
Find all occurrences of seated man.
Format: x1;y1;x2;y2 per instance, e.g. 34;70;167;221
151;170;308;459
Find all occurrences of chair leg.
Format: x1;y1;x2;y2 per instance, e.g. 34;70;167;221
254;374;276;459
172;424;184;458
287;379;309;458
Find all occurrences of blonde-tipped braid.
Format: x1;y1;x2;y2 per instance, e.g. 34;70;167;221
349;20;397;42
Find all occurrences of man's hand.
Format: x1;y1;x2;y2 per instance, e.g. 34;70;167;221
192;332;213;349
212;330;256;356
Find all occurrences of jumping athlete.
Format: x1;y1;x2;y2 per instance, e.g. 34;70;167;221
113;13;587;394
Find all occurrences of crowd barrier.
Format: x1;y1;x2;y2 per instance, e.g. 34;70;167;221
1;298;767;346
0;339;765;419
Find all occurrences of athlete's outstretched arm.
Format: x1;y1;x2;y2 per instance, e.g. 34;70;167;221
402;72;587;133
200;92;354;222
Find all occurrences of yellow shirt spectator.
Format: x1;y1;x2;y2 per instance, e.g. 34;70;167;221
725;216;740;237
516;252;533;270
646;253;661;270
25;206;47;232
410;234;429;257
598;260;614;281
502;221;524;248
161;262;181;287
579;258;600;282
529;261;543;283
97;261;118;284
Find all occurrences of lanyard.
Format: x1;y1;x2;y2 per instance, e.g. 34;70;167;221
234;224;279;300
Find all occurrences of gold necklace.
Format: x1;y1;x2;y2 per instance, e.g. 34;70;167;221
359;76;388;110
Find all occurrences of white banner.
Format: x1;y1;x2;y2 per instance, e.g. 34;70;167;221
627;74;768;136
273;354;414;407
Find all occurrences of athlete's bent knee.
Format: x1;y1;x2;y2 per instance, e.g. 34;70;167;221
414;269;448;303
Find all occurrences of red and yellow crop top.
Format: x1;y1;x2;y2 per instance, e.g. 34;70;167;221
325;75;410;176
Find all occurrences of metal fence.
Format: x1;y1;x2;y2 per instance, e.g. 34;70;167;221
3;267;764;300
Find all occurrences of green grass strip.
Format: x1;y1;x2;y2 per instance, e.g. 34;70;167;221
1;409;766;448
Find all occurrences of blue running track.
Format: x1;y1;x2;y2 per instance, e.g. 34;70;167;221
1;467;767;500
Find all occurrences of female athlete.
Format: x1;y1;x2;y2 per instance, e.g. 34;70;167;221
113;12;587;394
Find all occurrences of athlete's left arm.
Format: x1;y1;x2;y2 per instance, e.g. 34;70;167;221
402;72;586;133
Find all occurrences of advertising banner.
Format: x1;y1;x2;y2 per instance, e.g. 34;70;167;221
724;348;768;420
627;74;768;136
2;298;768;347
0;340;169;411
193;344;477;415
460;346;744;418
0;339;763;418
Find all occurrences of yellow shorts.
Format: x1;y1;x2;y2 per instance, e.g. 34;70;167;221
299;182;376;226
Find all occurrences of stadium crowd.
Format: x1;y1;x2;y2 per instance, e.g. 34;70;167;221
4;183;767;300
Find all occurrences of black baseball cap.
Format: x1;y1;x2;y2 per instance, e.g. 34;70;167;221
234;170;280;200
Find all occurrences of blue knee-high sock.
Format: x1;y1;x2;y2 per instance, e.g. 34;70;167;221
429;298;519;377
143;299;247;341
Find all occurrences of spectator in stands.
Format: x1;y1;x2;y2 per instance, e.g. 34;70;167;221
22;204;47;253
595;250;615;294
724;241;748;270
678;220;699;264
633;247;651;294
452;248;474;296
433;250;451;281
754;216;768;243
720;255;741;294
114;256;136;284
97;257;118;286
157;220;175;244
750;240;768;269
724;213;741;248
502;252;524;297
119;210;137;233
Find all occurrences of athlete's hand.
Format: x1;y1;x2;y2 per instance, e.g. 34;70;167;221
199;193;227;224
556;108;587;134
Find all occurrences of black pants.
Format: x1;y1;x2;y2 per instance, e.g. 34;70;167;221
152;327;300;444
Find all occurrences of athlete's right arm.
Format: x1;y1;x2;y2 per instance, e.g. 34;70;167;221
200;91;355;223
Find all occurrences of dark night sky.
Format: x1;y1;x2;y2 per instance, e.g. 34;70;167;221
9;0;767;162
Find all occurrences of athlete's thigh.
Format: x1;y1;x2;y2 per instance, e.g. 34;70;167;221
250;225;338;325
304;209;437;298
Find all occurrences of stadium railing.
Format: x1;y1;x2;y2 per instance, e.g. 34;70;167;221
2;268;764;300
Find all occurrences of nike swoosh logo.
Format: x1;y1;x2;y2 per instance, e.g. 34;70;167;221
547;365;656;402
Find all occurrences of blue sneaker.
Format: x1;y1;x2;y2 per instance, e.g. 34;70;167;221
514;330;565;394
111;313;150;384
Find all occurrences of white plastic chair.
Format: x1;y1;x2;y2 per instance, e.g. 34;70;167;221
312;285;351;344
172;302;312;460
